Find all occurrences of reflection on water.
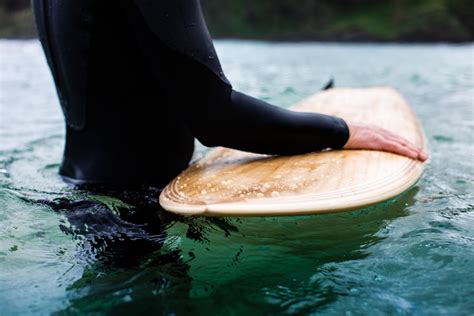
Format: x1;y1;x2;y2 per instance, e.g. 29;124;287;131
42;190;191;314
1;40;473;315
26;185;416;315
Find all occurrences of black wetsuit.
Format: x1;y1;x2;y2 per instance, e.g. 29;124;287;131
32;0;349;188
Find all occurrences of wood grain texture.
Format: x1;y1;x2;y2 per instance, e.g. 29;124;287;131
160;87;426;217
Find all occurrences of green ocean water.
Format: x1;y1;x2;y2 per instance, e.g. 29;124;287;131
0;40;473;315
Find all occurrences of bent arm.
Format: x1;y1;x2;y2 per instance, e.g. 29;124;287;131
193;90;349;155
124;0;349;155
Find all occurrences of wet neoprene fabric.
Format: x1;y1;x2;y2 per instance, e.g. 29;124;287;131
32;0;350;187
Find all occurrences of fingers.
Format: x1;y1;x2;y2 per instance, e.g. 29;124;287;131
344;122;428;161
387;135;417;153
385;134;428;161
377;127;428;161
418;150;428;161
383;140;419;159
381;137;428;161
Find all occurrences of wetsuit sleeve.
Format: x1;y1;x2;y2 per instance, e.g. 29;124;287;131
200;91;349;155
125;0;349;155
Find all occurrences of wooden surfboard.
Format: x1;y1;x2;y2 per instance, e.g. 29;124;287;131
160;87;426;217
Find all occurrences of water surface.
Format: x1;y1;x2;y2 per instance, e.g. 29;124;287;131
1;40;473;315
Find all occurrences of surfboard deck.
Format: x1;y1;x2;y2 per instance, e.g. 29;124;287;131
159;87;426;217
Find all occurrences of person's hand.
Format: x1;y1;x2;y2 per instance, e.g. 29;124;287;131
343;122;428;161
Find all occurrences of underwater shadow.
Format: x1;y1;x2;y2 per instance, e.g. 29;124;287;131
39;186;239;315
163;186;421;315
39;184;420;315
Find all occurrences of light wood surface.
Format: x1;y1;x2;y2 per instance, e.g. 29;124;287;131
160;87;426;217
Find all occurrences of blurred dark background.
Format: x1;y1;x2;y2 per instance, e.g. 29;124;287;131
0;0;473;41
